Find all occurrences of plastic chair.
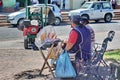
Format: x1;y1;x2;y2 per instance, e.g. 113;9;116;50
92;31;115;66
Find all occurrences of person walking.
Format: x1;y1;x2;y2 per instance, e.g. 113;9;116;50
52;0;61;8
52;0;58;6
31;0;39;4
14;2;20;11
0;0;3;12
63;0;65;9
64;15;91;74
110;0;117;9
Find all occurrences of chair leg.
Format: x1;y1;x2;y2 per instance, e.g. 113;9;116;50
39;48;55;78
39;41;63;78
102;59;109;67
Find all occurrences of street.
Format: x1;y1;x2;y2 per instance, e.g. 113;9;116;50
0;20;120;50
0;20;120;80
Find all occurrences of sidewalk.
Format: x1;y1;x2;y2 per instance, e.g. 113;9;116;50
0;9;120;16
0;12;11;16
0;49;118;80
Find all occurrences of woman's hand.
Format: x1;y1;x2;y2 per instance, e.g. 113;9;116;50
62;43;66;49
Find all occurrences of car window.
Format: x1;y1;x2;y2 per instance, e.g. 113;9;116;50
48;6;54;11
48;5;60;12
102;2;111;9
93;3;102;10
81;3;92;9
53;5;60;12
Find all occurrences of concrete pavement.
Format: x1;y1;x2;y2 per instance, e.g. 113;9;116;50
0;22;120;80
0;23;120;50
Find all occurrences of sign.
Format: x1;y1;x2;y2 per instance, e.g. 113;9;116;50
2;0;16;7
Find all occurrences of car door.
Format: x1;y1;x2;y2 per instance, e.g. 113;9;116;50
102;2;113;16
90;3;103;19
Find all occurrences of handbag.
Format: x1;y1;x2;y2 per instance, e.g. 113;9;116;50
55;50;77;78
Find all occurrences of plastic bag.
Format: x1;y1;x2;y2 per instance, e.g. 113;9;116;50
55;50;76;78
35;26;57;48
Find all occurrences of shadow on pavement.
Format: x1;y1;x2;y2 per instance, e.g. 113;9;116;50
106;58;120;79
14;69;52;80
90;20;119;24
13;63;120;80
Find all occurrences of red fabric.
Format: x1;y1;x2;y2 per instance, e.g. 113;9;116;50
23;28;28;36
68;30;78;45
0;1;2;6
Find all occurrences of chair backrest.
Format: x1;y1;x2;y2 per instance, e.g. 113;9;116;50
100;30;115;54
107;30;115;42
92;31;115;65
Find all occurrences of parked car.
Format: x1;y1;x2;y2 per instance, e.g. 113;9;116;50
7;4;62;26
68;1;115;22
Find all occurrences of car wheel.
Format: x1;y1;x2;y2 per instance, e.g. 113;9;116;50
24;37;29;49
104;14;112;22
18;18;24;26
54;17;61;26
12;24;17;27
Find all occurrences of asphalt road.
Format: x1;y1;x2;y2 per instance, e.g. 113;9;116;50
0;20;120;50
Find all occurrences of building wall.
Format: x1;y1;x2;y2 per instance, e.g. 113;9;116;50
116;0;120;5
2;0;16;7
69;0;84;9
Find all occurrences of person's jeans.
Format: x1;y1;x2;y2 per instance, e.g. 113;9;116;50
0;6;2;12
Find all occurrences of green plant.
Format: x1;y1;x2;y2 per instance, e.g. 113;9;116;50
105;50;120;79
105;50;120;60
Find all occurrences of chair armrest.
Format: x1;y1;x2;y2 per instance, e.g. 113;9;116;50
94;43;102;51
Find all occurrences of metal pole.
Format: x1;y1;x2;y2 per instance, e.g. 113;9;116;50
26;0;28;19
45;0;48;25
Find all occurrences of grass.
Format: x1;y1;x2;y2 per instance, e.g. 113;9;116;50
105;50;120;61
104;50;120;79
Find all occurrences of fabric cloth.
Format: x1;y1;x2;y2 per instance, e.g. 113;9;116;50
75;26;91;61
32;0;39;4
68;30;78;45
14;2;20;11
110;0;117;9
0;0;2;12
111;0;116;4
0;0;2;6
68;26;91;61
0;6;2;12
86;24;95;52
